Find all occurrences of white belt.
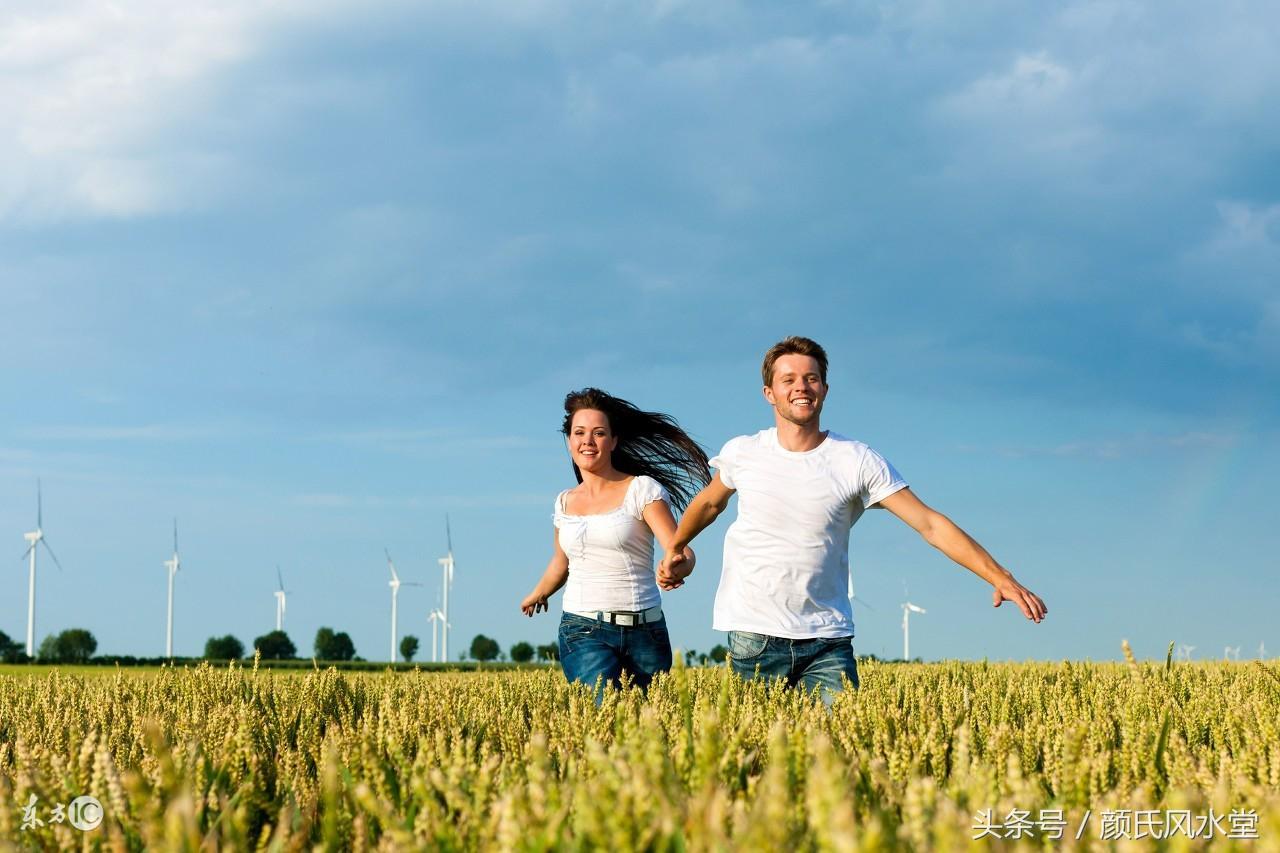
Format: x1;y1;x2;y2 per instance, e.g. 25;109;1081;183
565;605;663;627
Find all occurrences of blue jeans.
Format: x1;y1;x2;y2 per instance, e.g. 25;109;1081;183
728;630;860;696
558;612;673;692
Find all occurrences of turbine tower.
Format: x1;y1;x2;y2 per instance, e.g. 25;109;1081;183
164;519;181;658
901;600;926;661
274;567;289;631
437;515;455;662
21;480;64;656
428;609;444;663
386;549;422;662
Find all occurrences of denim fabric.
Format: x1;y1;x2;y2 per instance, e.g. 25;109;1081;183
558;612;673;693
728;630;859;697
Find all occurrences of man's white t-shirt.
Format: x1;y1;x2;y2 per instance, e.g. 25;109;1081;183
710;428;907;639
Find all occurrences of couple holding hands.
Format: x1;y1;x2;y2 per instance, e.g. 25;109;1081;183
520;336;1047;697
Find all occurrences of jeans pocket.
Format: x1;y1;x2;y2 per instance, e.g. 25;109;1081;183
559;618;595;651
728;630;767;662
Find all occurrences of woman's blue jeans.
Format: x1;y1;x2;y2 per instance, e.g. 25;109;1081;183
558;612;673;693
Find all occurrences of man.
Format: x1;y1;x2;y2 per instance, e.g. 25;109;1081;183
657;336;1046;695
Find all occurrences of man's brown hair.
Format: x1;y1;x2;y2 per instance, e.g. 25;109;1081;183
761;336;829;386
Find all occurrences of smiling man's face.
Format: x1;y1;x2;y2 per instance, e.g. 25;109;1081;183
763;353;828;427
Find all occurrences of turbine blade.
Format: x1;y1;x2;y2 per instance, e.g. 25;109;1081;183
445;513;453;554
173;518;179;553
277;566;284;591
37;479;43;529
41;539;65;572
385;549;399;582
20;544;34;561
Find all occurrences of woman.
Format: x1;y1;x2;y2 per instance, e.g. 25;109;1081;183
520;388;710;692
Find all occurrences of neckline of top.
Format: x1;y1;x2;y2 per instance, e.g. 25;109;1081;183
769;427;831;457
559;476;638;518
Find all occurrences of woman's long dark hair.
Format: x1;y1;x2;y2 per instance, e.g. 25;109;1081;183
562;388;710;512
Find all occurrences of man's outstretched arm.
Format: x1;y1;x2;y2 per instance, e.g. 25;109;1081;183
656;473;735;590
877;487;1048;622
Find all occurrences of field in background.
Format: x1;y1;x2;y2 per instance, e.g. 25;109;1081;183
2;659;1278;850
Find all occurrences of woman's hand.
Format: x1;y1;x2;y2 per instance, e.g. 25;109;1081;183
657;547;696;590
521;591;549;616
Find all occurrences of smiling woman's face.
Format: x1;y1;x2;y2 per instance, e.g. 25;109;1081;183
567;408;617;473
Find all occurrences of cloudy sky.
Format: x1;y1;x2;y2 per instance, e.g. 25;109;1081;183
2;0;1276;663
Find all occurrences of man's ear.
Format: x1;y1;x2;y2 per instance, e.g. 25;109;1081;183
762;385;776;405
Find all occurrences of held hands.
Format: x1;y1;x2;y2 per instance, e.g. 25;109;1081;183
991;574;1048;623
656;549;694;591
520;591;549;617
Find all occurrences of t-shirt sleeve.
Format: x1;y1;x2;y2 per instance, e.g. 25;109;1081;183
859;447;907;507
708;437;741;490
627;476;670;519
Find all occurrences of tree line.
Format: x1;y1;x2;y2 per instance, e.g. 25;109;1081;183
3;625;735;667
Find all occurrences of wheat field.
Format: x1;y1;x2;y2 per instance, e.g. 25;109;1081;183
2;655;1278;851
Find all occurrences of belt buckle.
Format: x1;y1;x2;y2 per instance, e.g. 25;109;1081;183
614;612;638;627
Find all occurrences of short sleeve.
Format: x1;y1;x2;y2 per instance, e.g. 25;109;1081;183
626;476;669;519
551;490;568;527
859;447;907;508
709;437;742;490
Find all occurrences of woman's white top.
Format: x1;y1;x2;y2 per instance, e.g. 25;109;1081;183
554;475;669;613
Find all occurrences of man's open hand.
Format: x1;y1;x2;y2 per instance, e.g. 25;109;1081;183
992;575;1048;623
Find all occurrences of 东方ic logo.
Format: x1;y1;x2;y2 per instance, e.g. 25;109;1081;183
68;796;103;831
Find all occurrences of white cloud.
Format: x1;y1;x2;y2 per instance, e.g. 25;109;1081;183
951;52;1074;111
0;0;308;221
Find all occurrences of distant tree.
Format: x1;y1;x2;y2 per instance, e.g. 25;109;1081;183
254;630;296;660
56;629;97;663
0;630;24;663
509;641;534;663
314;628;356;661
709;644;729;664
330;632;355;661
697;652;708;666
204;635;245;660
36;634;59;662
469;634;500;662
314;627;336;659
400;635;419;663
536;643;559;662
684;649;698;667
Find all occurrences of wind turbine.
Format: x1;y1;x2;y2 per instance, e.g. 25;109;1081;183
386;549;422;662
1176;644;1196;661
1261;641;1268;660
21;480;64;657
1224;645;1241;661
900;599;926;661
437;515;455;662
164;519;181;658
428;608;444;663
847;572;874;611
274;567;289;631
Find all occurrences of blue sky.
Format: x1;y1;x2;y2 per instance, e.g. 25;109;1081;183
1;0;1276;663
